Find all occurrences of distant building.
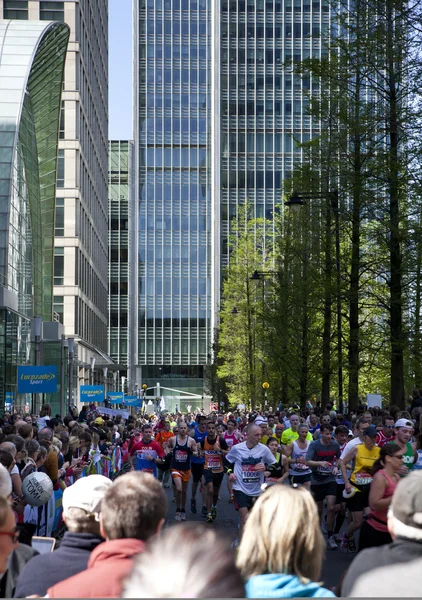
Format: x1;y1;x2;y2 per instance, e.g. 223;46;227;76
108;141;136;388
0;19;69;410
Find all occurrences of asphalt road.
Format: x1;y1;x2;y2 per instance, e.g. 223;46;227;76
162;476;354;592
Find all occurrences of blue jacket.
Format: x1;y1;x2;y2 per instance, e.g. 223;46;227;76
246;573;336;598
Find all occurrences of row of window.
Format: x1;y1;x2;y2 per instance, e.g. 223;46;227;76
2;1;64;21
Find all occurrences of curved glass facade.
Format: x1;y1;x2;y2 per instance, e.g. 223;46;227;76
0;19;69;409
0;19;69;320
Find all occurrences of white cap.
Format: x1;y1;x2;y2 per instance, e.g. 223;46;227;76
254;416;268;427
62;474;112;518
394;418;413;429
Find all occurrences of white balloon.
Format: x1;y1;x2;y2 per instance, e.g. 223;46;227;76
22;471;53;506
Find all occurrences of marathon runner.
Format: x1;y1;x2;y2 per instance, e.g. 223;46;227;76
338;424;380;552
392;418;417;476
376;415;395;447
155;420;174;487
333;424;350;542
189;415;207;515
225;423;276;541
285;423;312;489
200;421;229;523
167;421;199;521
281;414;313;447
306;424;341;549
129;423;165;476
223;419;240;502
264;437;289;485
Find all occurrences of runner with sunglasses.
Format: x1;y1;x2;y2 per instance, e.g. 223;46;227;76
376;416;395;448
358;443;402;551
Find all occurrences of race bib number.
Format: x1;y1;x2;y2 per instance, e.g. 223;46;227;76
293;462;308;472
355;472;372;485
241;459;261;483
175;450;188;462
317;463;332;474
205;451;222;470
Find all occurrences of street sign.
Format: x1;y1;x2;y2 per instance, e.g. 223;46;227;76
17;366;58;394
80;385;104;403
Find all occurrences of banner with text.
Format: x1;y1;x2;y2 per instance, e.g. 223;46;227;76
106;392;124;405
97;406;130;419
80;385;104;403
17;366;58;394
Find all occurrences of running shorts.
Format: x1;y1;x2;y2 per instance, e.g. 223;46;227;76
310;481;337;502
171;468;191;483
191;462;204;483
288;473;311;485
202;469;224;487
233;489;258;511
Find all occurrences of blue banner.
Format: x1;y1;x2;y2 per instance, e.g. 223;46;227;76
5;392;14;410
124;397;143;407
17;366;58;393
106;392;124;405
80;385;104;403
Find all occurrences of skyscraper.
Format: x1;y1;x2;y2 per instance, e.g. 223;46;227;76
0;0;112;385
134;0;329;400
108;140;136;386
134;0;213;403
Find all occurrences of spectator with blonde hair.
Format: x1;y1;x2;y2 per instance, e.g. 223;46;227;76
236;485;334;598
123;523;244;598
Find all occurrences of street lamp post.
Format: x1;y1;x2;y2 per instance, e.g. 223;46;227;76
103;367;108;405
286;190;343;412
68;338;75;412
33;316;42;415
90;357;96;386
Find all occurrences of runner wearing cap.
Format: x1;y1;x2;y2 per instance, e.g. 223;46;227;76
391;418;417;476
338;424;380;553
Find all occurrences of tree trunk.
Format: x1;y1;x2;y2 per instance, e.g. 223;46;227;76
321;195;332;406
386;0;405;408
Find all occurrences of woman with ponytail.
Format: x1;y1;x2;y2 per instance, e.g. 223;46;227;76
358;443;403;552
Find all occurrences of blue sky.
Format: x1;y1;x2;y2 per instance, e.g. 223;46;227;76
109;0;133;140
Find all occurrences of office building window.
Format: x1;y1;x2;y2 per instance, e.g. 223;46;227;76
57;149;64;188
53;296;64;323
54;248;64;285
55;198;64;236
40;1;64;22
3;1;28;19
59;101;65;139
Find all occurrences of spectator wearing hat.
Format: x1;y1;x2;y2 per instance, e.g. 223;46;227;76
46;472;167;598
14;474;111;598
341;471;422;596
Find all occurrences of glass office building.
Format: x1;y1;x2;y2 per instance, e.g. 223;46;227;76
0;19;69;410
135;0;213;397
135;0;329;395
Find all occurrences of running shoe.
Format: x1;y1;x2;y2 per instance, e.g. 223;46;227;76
206;513;214;523
191;498;197;513
340;535;349;552
327;536;338;550
333;533;342;544
180;510;186;521
348;537;357;553
229;494;234;503
211;506;217;520
201;505;207;516
175;511;181;522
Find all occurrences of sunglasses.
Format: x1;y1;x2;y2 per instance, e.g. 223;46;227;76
0;529;19;543
393;454;404;460
385;425;394;428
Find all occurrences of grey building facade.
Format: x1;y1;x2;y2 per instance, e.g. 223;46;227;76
0;0;113;392
134;0;329;398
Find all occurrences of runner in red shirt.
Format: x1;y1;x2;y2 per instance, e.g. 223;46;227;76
376;415;395;447
129;424;165;477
